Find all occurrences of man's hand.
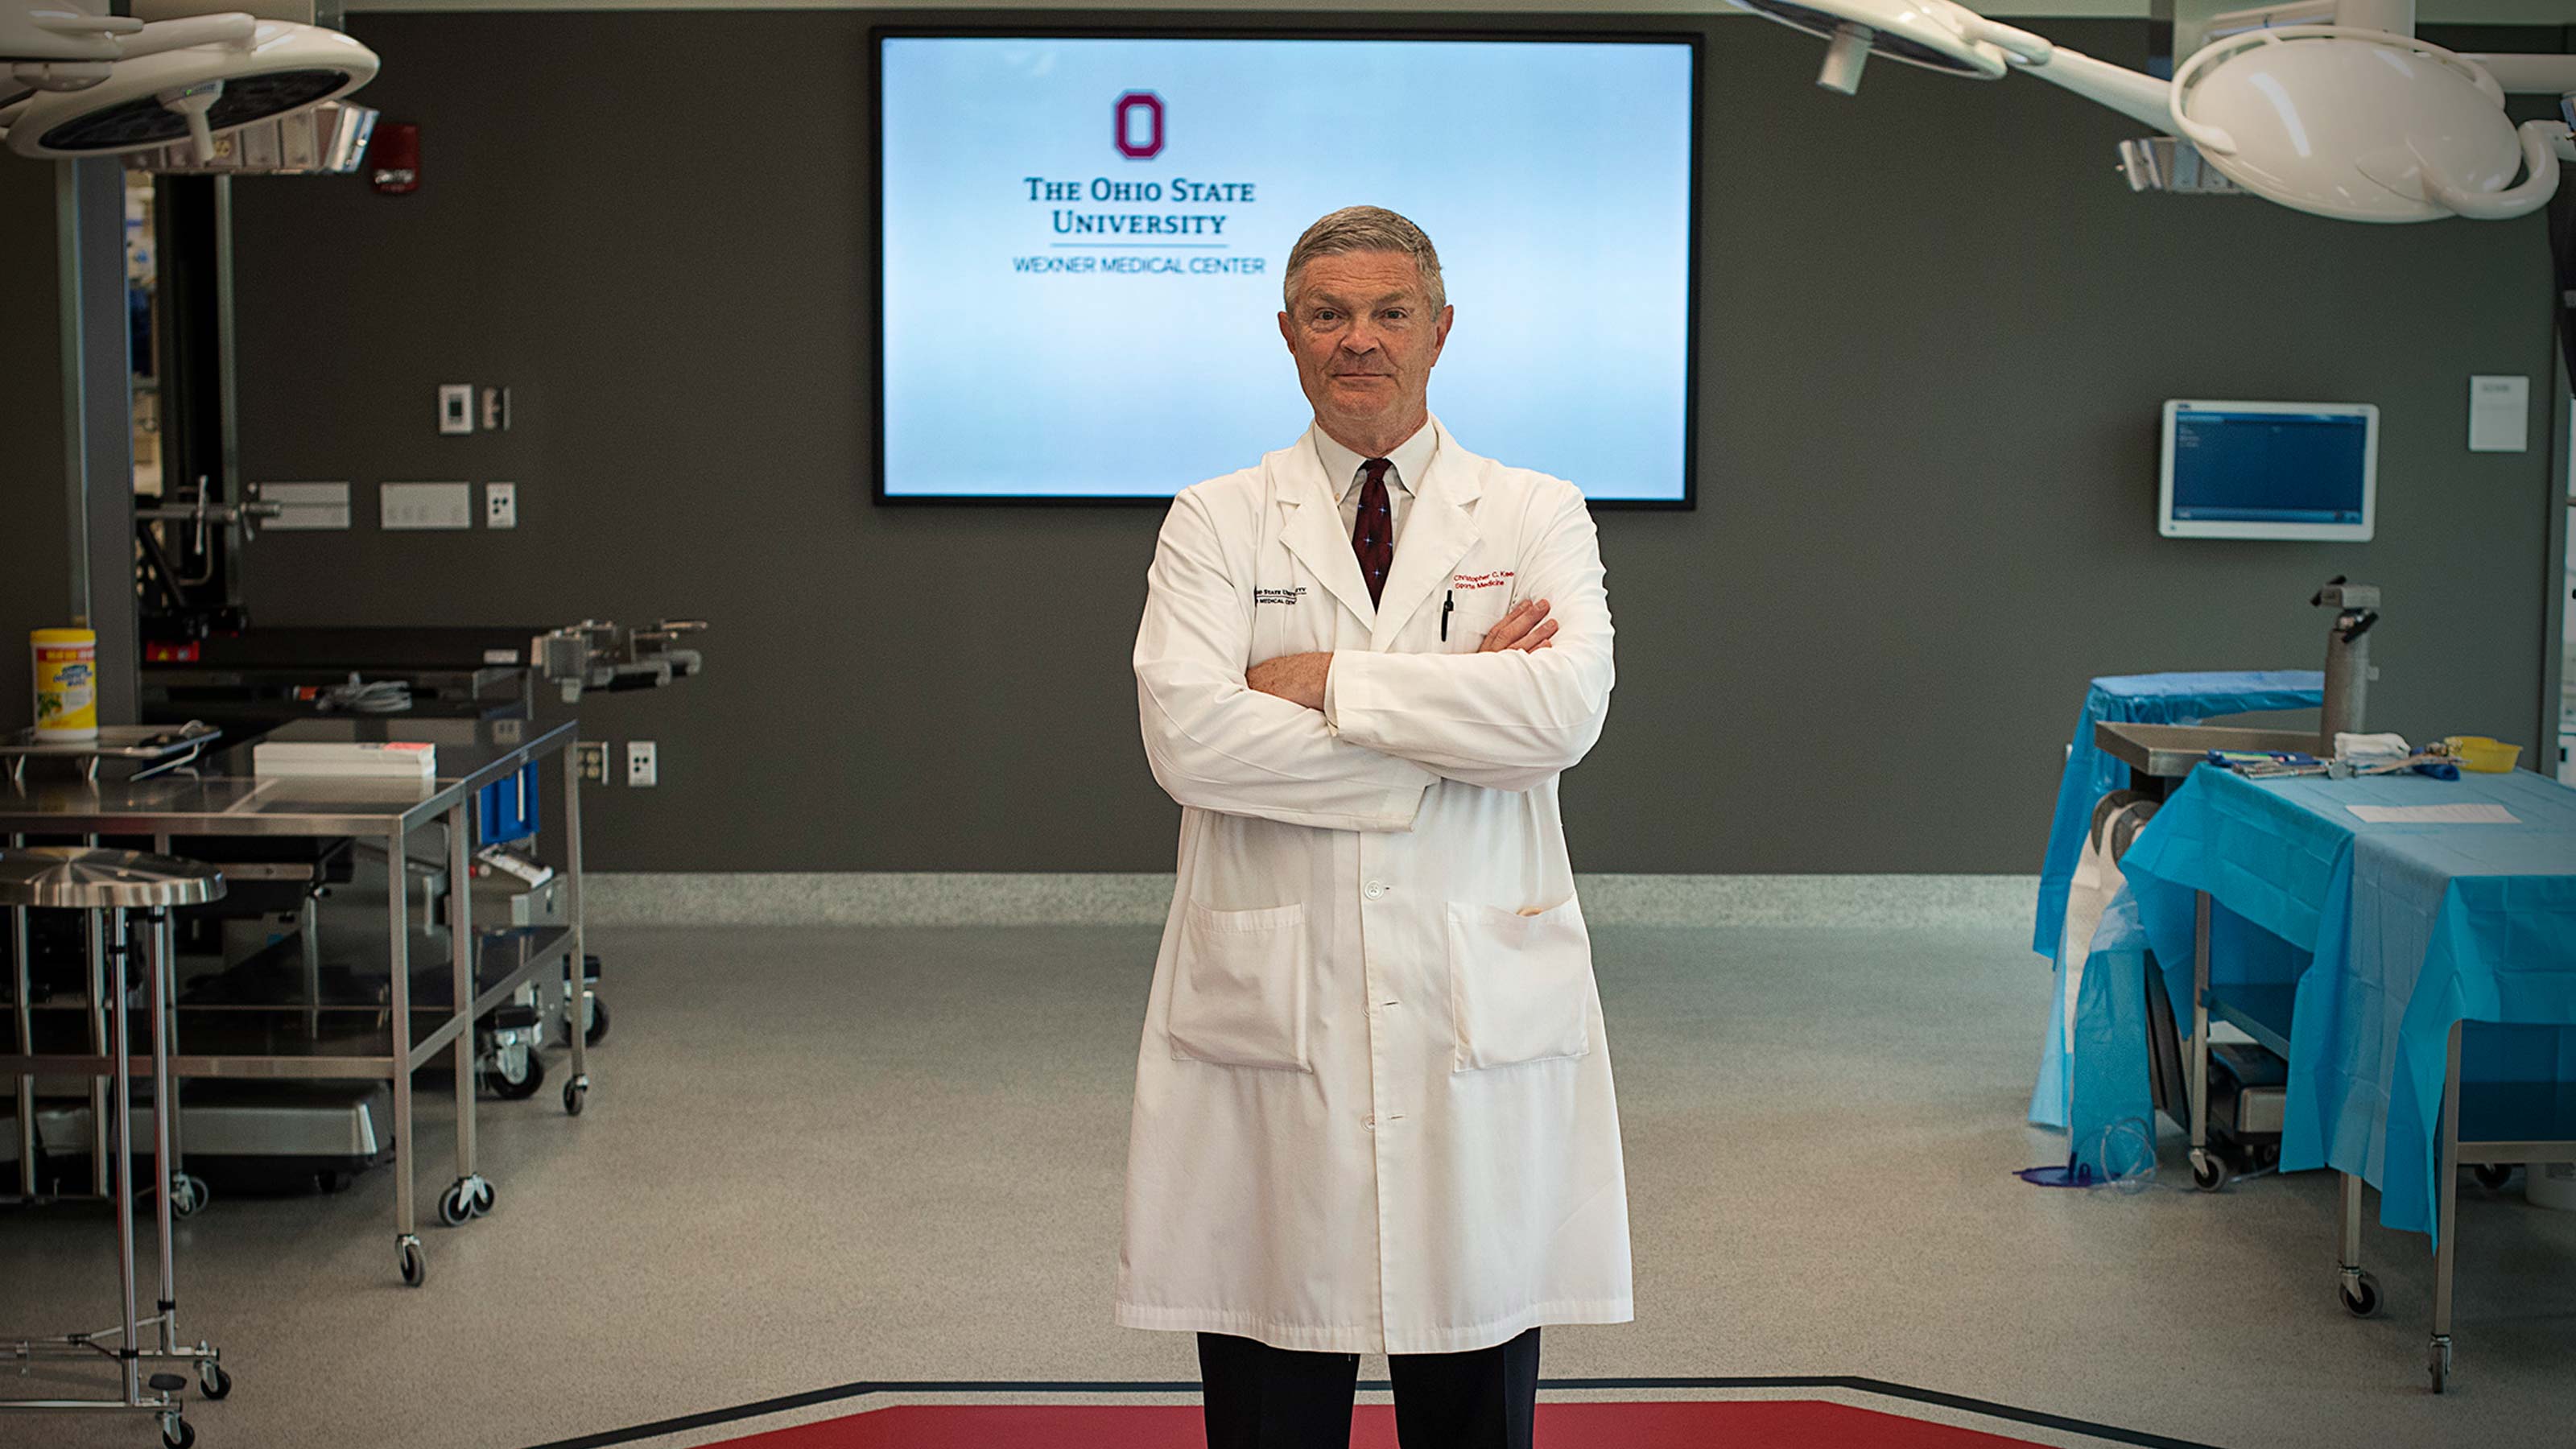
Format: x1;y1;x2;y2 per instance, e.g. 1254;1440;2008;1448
1246;652;1332;711
1480;599;1558;654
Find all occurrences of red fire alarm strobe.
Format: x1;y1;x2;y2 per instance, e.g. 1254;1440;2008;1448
370;122;419;194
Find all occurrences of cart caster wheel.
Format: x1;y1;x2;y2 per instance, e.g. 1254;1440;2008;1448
316;1170;353;1195
2474;1163;2513;1191
162;1416;194;1449
199;1361;231;1400
2429;1337;2453;1394
2190;1153;2229;1193
170;1174;208;1219
398;1235;426;1287
563;1075;588;1117
584;995;610;1047
489;1051;545;1100
440;1174;492;1225
2338;1272;2382;1319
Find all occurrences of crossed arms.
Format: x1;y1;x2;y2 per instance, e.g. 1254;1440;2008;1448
1133;485;1616;832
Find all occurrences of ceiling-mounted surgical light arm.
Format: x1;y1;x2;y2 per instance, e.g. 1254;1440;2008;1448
2459;52;2576;165
4;2;142;90
1961;22;2187;137
2424;121;2564;219
116;11;252;61
2459;52;2576;95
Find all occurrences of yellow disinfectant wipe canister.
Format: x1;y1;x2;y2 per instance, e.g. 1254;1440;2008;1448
31;628;98;741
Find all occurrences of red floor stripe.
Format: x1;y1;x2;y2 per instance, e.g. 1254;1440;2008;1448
707;1402;2054;1448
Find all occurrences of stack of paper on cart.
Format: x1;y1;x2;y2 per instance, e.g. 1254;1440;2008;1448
252;741;436;778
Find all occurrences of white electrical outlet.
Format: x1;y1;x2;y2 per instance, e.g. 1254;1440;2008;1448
381;481;474;530
437;383;473;436
625;741;657;788
486;481;517;529
574;741;608;784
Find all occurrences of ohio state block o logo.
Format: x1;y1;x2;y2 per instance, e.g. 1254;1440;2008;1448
1114;91;1164;159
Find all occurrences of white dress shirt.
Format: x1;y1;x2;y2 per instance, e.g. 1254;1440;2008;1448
1315;419;1439;725
1315;419;1437;550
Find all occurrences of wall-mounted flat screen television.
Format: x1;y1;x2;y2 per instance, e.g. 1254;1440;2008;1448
873;31;1700;505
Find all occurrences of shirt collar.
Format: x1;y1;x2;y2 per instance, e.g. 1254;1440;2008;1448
1315;419;1437;505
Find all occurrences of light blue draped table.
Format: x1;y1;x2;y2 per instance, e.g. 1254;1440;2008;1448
2052;762;2576;1389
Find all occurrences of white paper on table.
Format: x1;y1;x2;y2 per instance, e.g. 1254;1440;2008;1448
2347;803;2520;824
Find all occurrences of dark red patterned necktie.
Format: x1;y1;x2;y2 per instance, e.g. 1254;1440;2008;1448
1352;458;1393;607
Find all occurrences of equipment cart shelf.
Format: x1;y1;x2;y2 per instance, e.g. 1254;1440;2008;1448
2360;1031;2576;1392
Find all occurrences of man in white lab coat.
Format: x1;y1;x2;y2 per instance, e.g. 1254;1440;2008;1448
1120;206;1633;1449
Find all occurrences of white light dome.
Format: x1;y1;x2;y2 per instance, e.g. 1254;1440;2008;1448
2173;27;2555;223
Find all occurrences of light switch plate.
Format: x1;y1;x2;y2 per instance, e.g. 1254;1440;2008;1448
437;384;473;436
485;481;517;529
381;481;474;530
256;481;352;530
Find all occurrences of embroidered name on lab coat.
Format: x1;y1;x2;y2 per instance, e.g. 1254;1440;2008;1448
1452;571;1514;591
1253;587;1307;605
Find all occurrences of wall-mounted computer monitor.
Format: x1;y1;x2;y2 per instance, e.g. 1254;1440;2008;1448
873;30;1700;506
2159;400;2379;542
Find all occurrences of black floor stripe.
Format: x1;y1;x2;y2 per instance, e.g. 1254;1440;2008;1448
525;1375;2219;1449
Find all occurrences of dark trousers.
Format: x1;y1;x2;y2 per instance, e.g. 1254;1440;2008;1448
1197;1327;1540;1449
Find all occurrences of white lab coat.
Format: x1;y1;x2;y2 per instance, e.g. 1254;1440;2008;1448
1116;417;1633;1356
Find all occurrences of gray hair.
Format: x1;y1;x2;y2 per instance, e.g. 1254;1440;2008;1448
1282;205;1446;315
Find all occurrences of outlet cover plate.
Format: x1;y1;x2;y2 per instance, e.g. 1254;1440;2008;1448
381;481;473;530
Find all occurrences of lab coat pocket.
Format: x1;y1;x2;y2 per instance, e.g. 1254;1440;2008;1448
1447;897;1595;1071
1168;902;1312;1073
1443;604;1505;654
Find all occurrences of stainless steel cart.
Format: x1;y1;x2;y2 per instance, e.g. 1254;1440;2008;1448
0;716;589;1287
2329;1022;2576;1392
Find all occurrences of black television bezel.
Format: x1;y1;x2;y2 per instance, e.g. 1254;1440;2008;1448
868;17;1705;510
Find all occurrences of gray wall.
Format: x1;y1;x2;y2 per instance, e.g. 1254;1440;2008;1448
209;11;2566;873
2;159;135;729
0;161;76;727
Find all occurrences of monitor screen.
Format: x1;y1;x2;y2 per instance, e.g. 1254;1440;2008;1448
874;32;1699;504
2159;401;2378;541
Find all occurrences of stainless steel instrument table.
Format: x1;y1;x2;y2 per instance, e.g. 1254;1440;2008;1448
0;716;589;1288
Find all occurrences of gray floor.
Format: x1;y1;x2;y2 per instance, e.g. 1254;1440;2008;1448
6;922;2575;1449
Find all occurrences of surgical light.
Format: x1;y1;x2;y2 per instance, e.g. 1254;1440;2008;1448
0;3;378;163
1723;0;2573;224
